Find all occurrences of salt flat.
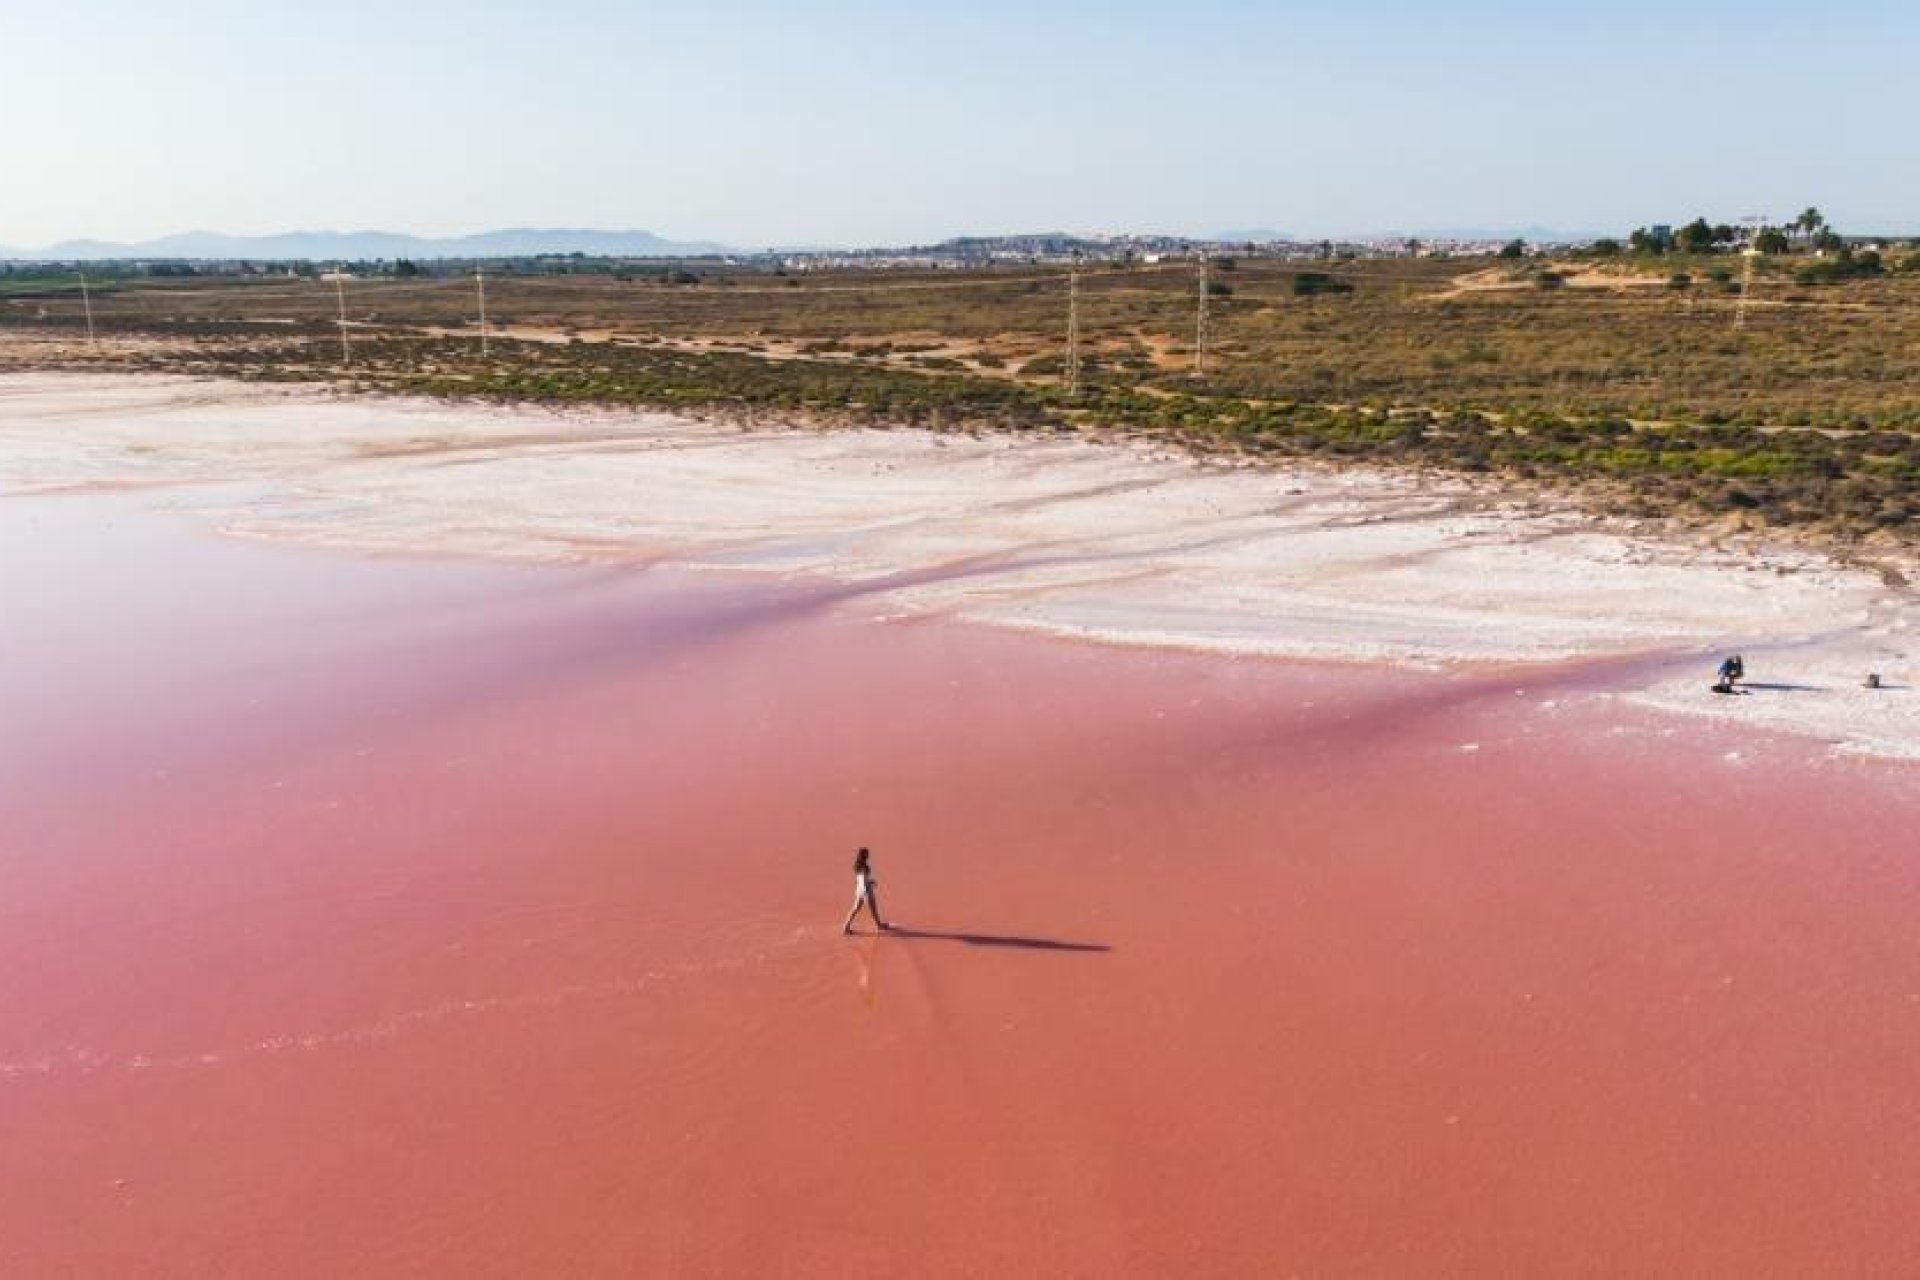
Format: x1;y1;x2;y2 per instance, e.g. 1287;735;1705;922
3;371;1913;756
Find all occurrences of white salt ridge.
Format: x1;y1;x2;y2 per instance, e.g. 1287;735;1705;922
3;371;1915;758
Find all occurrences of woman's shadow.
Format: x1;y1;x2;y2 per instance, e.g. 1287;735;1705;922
880;925;1110;953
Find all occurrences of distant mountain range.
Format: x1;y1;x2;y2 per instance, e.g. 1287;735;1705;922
0;228;732;262
0;223;1625;264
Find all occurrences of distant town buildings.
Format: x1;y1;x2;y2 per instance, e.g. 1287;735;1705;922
0;231;1669;280
763;232;1542;273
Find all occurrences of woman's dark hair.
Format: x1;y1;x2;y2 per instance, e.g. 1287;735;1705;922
853;847;870;870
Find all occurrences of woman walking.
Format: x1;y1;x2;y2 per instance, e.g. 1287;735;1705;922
842;847;891;935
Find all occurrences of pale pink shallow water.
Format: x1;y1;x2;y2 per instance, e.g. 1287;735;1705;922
4;491;1920;1276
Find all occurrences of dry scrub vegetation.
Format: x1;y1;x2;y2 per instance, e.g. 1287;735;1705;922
5;255;1919;541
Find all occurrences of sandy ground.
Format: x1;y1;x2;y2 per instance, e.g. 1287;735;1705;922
2;370;1916;756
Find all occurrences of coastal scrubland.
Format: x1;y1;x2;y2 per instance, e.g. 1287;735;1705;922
5;252;1919;539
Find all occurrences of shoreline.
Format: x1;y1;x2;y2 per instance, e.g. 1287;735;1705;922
3;368;1917;758
12;328;1920;575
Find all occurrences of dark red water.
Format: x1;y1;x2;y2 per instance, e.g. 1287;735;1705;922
4;492;1920;1276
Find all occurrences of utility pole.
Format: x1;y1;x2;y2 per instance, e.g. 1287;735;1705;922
334;270;351;367
1735;214;1766;331
475;268;490;358
1065;266;1082;398
1194;255;1210;379
78;270;96;347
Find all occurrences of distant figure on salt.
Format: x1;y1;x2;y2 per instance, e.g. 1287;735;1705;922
1713;654;1745;695
842;846;891;935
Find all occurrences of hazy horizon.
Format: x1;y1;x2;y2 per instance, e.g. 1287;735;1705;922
3;0;1915;248
0;221;1636;260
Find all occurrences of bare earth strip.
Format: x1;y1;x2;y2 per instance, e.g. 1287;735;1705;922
2;371;1914;756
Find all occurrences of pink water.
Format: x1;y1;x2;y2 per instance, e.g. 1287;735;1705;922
4;491;1919;1275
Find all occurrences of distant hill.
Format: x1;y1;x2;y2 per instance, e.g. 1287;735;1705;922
0;228;732;262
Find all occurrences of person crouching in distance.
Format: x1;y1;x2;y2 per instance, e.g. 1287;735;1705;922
842;846;891;935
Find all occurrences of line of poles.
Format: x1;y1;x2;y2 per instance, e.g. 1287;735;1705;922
48;246;1780;383
78;270;95;346
329;267;490;368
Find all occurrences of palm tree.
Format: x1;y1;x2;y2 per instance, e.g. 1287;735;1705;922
1795;207;1826;245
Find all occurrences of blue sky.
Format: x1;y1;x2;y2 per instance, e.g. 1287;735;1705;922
2;0;1914;247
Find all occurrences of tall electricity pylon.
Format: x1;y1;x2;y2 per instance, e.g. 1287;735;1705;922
1194;256;1210;379
1735;215;1767;331
476;268;490;357
78;270;96;347
1065;268;1082;397
334;271;351;367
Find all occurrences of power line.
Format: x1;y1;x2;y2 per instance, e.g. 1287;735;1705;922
475;268;490;357
78;270;96;347
1065;267;1082;398
59;258;1446;326
1194;256;1209;379
333;271;351;367
1735;214;1767;330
